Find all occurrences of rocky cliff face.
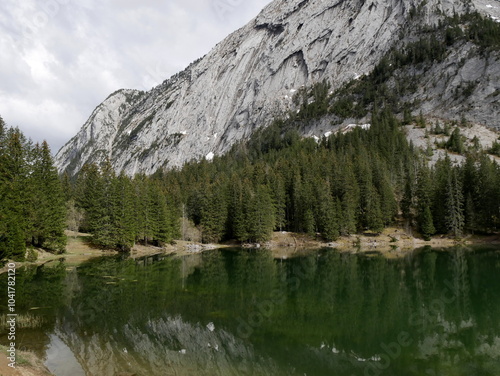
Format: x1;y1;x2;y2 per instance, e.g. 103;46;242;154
55;0;500;176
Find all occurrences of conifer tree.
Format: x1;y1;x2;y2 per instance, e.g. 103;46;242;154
315;181;340;241
0;128;29;260
200;184;228;243
401;174;415;226
356;151;383;232
445;169;465;238
74;163;101;233
0;123;66;260
134;174;153;244
464;192;476;234
335;160;359;235
420;205;436;241
461;155;479;233
246;184;275;242
29;141;66;252
290;172;304;232
91;160;115;248
228;177;250;242
372;159;397;225
270;173;287;231
0;119;9;259
60;173;73;202
112;172;137;250
446;127;465;154
432;156;452;233
148;182;171;245
365;184;384;233
415;166;435;238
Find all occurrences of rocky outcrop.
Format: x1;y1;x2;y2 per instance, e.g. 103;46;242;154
55;0;500;176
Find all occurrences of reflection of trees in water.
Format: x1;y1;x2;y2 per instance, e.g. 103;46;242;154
450;247;471;317
0;261;67;357
6;247;500;375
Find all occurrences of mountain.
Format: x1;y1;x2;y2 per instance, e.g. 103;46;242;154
55;0;500;176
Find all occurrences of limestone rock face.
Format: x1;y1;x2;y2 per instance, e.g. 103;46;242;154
55;0;500;176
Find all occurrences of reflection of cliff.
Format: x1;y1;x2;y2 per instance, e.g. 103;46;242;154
22;247;500;375
54;314;283;376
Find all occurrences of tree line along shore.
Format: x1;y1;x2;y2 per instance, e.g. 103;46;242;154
1;107;500;263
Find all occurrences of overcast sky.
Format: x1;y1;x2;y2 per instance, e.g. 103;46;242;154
0;0;272;153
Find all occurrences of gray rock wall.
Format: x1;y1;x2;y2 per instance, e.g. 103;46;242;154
55;0;500;176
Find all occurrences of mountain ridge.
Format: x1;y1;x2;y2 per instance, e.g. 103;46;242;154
55;0;500;176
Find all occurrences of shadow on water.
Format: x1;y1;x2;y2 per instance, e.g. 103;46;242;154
1;246;500;375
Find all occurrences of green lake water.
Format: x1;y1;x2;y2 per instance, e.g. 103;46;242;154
1;246;500;375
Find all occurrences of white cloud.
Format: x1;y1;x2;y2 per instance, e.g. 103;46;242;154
0;0;272;153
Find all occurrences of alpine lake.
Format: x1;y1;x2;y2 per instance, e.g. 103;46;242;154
1;246;500;376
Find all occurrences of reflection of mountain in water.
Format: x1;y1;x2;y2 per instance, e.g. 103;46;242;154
2;247;500;375
54;314;283;376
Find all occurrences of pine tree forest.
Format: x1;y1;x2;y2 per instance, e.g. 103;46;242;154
0;117;66;260
1;105;500;262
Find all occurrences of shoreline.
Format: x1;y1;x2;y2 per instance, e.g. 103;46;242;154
0;345;52;376
256;227;500;259
2;228;499;274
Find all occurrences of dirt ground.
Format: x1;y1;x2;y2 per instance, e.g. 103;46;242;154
264;227;500;259
0;232;231;275
0;348;52;376
0;231;119;275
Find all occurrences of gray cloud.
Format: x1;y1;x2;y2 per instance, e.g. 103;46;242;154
0;0;271;153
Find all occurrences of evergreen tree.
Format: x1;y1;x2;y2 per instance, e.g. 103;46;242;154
0;119;9;259
372;157;397;225
365;184;384;233
315;181;340;241
270;173;287;231
432;156;453;233
446;127;465;154
356;151;384;232
461;155;479;233
228;177;250;242
148;181;173;246
0;122;66;260
112;172;137;250
336;161;359;235
464;192;476;234
246;184;275;242
60;172;73;202
420;205;436;241
401;173;414;227
416;166;434;238
200;183;228;243
445;169;465;237
75;163;102;233
28;141;66;252
91;160;116;248
474;155;498;231
135;174;155;244
290;172;306;232
0;128;30;260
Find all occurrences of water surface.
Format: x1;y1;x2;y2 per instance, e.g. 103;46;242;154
1;247;500;375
